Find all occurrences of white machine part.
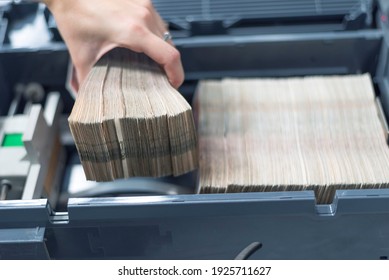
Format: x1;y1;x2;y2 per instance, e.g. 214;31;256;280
0;92;64;205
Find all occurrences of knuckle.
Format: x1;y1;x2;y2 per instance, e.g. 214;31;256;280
139;0;153;9
168;49;181;64
139;7;152;22
128;21;147;36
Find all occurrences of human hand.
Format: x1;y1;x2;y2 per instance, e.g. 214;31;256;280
43;0;184;91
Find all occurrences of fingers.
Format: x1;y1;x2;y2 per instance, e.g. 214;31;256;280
125;1;183;88
151;7;169;38
128;0;166;39
140;33;184;88
70;66;80;93
71;0;184;91
148;3;173;46
118;19;184;89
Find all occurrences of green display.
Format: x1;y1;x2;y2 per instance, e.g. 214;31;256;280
1;133;24;147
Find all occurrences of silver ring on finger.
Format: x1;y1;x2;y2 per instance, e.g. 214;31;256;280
163;31;172;41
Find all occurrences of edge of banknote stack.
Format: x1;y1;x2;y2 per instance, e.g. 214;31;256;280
68;48;198;181
195;74;389;204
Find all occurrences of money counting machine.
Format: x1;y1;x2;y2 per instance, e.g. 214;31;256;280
1;0;389;259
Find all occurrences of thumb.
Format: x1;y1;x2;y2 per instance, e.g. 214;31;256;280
69;43;115;93
70;66;80;93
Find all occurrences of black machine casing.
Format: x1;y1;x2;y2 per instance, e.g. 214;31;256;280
0;0;389;259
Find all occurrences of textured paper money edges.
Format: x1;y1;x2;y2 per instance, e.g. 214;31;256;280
197;74;389;204
68;48;198;181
